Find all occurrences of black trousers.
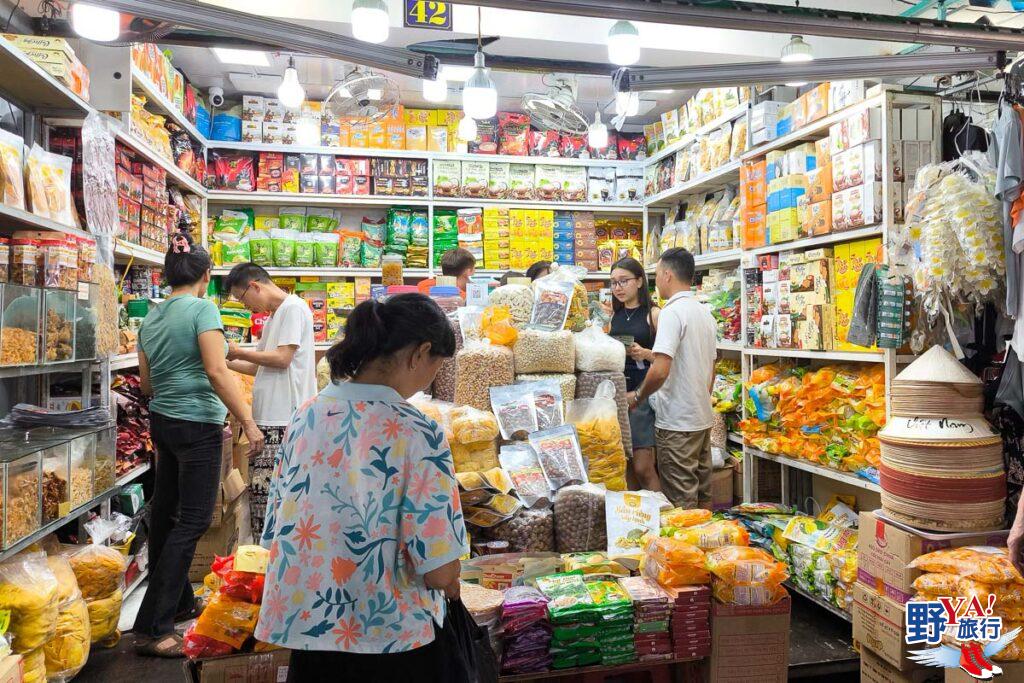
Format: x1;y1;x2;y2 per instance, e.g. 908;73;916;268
133;413;223;638
287;638;440;682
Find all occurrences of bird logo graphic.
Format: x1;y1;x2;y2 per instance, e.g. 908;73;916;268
907;627;1021;679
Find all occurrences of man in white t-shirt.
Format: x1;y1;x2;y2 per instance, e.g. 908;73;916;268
627;248;717;509
224;263;317;538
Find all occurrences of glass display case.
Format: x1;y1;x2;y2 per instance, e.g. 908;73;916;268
41;441;69;524
93;426;116;492
68;431;95;508
3;450;41;549
43;289;75;363
0;284;41;366
74;283;97;362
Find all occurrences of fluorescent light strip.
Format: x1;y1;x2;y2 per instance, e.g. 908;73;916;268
212;47;270;66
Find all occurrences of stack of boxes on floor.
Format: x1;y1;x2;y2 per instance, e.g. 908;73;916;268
853;510;1011;682
189;426;249;580
666;585;712;660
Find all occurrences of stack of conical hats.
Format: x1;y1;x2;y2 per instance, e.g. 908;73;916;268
879;346;1005;532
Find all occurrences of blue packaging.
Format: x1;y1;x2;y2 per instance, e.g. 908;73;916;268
211;112;241;141
553;251;575;265
195;105;212;138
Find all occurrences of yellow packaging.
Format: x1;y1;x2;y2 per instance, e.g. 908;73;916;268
406;125;427;151
349;122;368;148
832;242;852;292
404;109;431;125
805;200;832;237
427;125;448;152
386;122;405;150
833;290;873;352
368;122;388;149
848;237;882;285
438;109;463;126
234;545;270;574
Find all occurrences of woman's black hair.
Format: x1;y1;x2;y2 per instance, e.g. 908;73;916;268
327;293;456;381
610;256;655;315
164;233;212;288
525;260;552;281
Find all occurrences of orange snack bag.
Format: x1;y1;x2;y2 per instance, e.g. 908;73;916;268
673;520;750;550
909;547;1023;585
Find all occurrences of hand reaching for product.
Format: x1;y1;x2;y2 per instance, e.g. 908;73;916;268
627;343;649;362
243;420;264;458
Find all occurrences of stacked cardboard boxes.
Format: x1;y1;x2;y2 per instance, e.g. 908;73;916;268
748;248;835;351
508;209;554;270
706;597;791;682
665;586;712;659
553;212;574;266
483;207;511;271
3;34;89;100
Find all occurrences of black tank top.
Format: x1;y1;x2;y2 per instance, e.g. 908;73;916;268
609;305;653;391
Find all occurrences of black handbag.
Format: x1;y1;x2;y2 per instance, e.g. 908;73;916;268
438;598;498;683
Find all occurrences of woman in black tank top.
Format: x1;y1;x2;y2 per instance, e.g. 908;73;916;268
607;257;661;491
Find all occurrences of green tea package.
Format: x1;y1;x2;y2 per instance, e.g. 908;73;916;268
535;572;597;624
221;235;251;264
294;233;315;267
314;233;339;267
249;230;273;266
339;230;363;267
279;206;306;232
271;228;297;267
411;211;429;247
306;208;338;233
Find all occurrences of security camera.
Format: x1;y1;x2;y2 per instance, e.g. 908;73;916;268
208;87;225;108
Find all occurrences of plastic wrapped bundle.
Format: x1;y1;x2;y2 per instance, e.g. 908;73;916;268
22;646;45;683
566;381;627;491
193;594;261;650
673;520;750;550
449;405;500;473
432;314;462;402
573;325;626;373
68;546;126;601
85;589;122;646
489;284;534;327
553;484;607;553
706;546;789;606
45;556;81;605
516;373;576;405
0;552;59;653
641;537;709;587
486;509;555;552
513;329;575;374
576;371;632;458
454;341;515;412
43;597;90;682
183;622;234;660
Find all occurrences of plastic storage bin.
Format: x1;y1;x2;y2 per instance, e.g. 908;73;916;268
41;441;70;524
43;289;75;363
0;284;40;366
75;283;97;361
3;450;41;548
68;432;95;508
93;426;116;492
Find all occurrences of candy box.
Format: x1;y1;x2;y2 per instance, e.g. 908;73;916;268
832;182;882;231
833;141;882;192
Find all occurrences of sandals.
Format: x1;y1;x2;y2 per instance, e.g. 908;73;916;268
134;633;184;658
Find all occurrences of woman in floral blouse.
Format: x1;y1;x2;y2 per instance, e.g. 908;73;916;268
256;294;467;680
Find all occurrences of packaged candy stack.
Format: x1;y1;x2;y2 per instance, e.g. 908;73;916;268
664;585;712;660
618;576;673;662
536;572;602;669
500;586;552;675
909;547;1024;661
585;580;636;666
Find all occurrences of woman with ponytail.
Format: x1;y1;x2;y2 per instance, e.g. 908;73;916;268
133;234;264;657
258;293;468;680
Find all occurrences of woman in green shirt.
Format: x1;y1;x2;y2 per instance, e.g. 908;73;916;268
133;234;263;657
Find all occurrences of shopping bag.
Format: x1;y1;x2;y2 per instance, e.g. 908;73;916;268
438;598;498;683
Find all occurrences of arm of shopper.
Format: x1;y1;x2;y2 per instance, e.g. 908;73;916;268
199;329;264;457
229;342;297;370
631;307;680;408
1010;493;1024;576
226;358;259;376
137;349;152;396
632;354;672;408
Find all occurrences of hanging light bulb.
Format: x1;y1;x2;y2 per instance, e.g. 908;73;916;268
463;51;497;120
423;77;447;103
615;91;639;118
71;3;120;42
780;35;813;63
352;0;389;44
277;56;305;109
607;20;640;66
587;111;608;149
457;115;477;141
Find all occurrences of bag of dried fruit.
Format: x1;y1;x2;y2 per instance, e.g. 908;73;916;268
566;380;627;491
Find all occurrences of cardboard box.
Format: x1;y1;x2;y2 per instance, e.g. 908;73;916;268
832;182;882;232
833;141;882;192
853;583;919;671
182;649;291;683
711;466;734;510
804;200;832;237
210;468;247;527
707;598;790;682
856;510;1009;605
860;647;939;683
189;520;239;582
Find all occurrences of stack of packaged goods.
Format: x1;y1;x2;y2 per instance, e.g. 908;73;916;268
573;213;598;272
0;552;59;683
909;547;1024;661
664;585;712;660
3;34;90;100
483;208;511;271
457;208;484;264
536;572;603;670
43;555;90;682
586;580;636;666
641;536;710;588
553;212;574;266
710;359;742;433
67;523;130;650
499;586;552;675
706;546;789;607
782;497;859;612
699;269;741;343
619;576;673;662
184;546;269;659
433;210;458;267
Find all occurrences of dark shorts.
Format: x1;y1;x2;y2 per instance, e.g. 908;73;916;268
628;398;656;451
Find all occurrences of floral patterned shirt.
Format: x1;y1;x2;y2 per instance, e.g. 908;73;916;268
255;381;468;653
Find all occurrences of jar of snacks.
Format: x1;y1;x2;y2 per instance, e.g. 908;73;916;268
0;238;8;282
10;239;39;287
60;238;78;289
41;442;70;524
77;237;96;284
0;283;40;366
43;290;75;363
38;240;67;290
381;254;404;287
4;451;42;548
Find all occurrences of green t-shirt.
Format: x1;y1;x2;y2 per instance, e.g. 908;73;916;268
138;295;227;425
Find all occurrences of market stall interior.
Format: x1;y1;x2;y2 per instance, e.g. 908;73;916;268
4;0;1024;680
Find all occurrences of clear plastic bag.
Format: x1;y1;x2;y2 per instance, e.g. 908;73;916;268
67;545;127;601
573;324;626;373
490;384;539;440
487;508;555;553
530;276;576;331
566;380;627;491
513;328;575;374
553;483;607;553
706;546;789;586
481;305;519;346
518;380;564;430
0;552;59;653
499;443;552;508
43;596;90;682
45;556;81;606
908;546;1021;584
530;425;587;491
26;143;74;226
490;283;534;327
449;405;500;444
454;340;516;412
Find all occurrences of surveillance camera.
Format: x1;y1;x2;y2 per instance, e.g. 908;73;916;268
208;87;225;108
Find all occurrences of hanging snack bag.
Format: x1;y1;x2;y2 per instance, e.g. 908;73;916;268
26;144;74;225
490;384;539;440
499;443;552;508
530;424;587;490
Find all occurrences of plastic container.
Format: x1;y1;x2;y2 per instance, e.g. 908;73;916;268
385;285;418;300
430;285;463;313
93;427;116;492
3;450;42;548
0;284;40;366
381;254;404;287
68;432;95;508
0;237;8;282
10;238;39;286
41;442;70;524
75;283;97;362
43;289;75;363
77;236;96;284
38;240;67;289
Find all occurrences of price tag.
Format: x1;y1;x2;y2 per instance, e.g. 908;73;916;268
77;281;90;301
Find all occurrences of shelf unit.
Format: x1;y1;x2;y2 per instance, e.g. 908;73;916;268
645;160;742;207
717;340;743;352
113;240;165;267
109;353;139;371
645;104;750;166
207;190;431;207
0;37;91;114
743;347;885;363
130;66;207;143
210;266;431;278
744;226;884;257
747;447;881;494
784;580;852;623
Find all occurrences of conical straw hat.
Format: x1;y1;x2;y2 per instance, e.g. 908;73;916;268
894;345;980;386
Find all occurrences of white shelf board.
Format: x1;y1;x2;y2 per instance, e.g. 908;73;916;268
109;353;139;371
743;347;885;363
432;198;644;213
115;462;152;488
748;447;881;493
114;241;165;267
0;202;90;239
0;37;92;114
0;359;95;380
646;104;750;166
210;266;431;278
644;160;742;206
741;94;883;162
727;432;744;446
717;340;743;352
131;66;206;143
744;226;883;257
207;190;430;207
646;248;741;274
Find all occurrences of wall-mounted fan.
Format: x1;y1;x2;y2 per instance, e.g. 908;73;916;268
521;74;588;135
323;68;400;122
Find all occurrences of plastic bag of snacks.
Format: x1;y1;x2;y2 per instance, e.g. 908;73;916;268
408;393;455;433
67;515;130;647
183;622;234;659
566;380;627;491
517;374;576;405
552;483;607;553
513;329;575;374
661;508;713;530
193;594;261;650
454;340;515;412
490;283;534;327
909;547;1021;584
641;537;709;586
21;646;45;683
711;581;788;607
449;405;499;473
706;546;789;586
431;313;463;403
573;324;626;373
672;520;750;550
576;371;631;458
43;597;90;682
486;509;555;553
499;443;551;508
531;425;587;491
518;380;565;430
535;572;597;624
67;545;126;601
45;556;81;605
0;552;59;653
490;384;539;440
26;144;73;226
530;276;575;331
481;305;518;346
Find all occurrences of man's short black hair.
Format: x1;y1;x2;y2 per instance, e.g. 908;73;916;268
440;248;477;277
223;262;272;293
659;247;695;285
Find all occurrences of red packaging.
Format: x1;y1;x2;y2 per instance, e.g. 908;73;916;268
530;129;560;157
352;176;371;195
336;173;353;195
618;132;646;160
498;112;531;156
589;131;619;160
349;157;371;176
559;133;587;158
211;152;255;191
